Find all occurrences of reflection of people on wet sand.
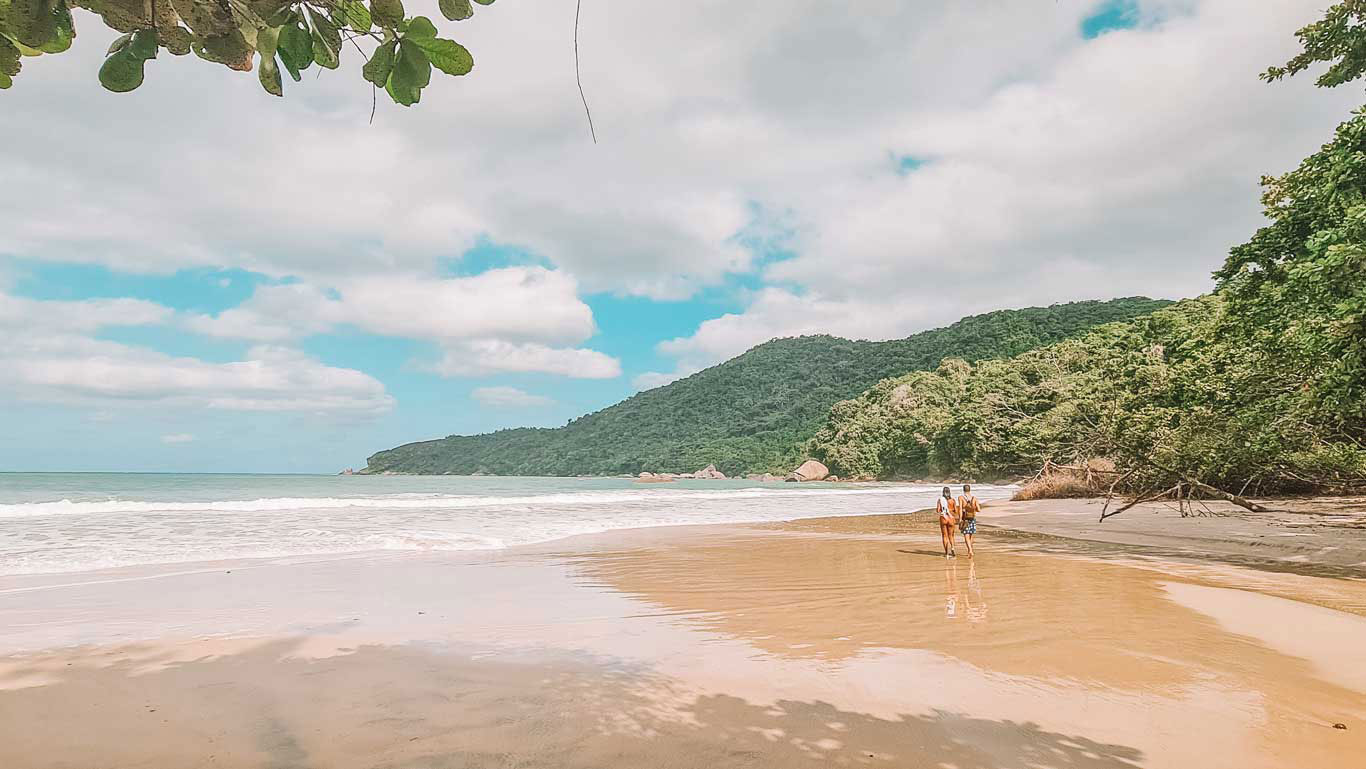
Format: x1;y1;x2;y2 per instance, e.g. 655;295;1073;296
944;561;987;622
965;561;987;622
936;487;958;558
957;484;980;558
944;559;958;618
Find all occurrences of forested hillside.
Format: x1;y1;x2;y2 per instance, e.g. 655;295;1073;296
363;297;1170;476
810;111;1366;496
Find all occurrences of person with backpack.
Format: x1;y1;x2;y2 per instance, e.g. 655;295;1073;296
936;486;958;558
957;483;980;558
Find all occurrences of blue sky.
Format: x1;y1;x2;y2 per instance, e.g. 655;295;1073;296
0;0;1354;472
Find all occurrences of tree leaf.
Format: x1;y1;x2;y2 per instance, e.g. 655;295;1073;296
409;36;471;76
385;38;430;106
438;0;472;22
129;29;158;61
395;37;431;88
162;27;193;56
405;15;437;40
338;0;372;32
98;48;145;92
306;7;340;69
0;34;18;88
191;31;255;72
256;25;279;60
2;35;25;79
107;33;134;56
385;71;419;106
8;0;58;49
363;38;397;87
36;2;75;54
370;0;404;28
277;21;313;79
258;52;283;96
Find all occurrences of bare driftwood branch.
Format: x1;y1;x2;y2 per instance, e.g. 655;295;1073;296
1099;485;1176;522
1181;476;1270;513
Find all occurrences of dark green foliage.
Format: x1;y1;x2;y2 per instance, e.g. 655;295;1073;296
810;294;1366;494
0;0;490;104
1215;109;1366;437
363;298;1171;477
1263;1;1366;89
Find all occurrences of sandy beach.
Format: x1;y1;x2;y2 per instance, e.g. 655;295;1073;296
3;500;1365;768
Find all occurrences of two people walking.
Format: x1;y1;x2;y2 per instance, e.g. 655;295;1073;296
936;484;980;558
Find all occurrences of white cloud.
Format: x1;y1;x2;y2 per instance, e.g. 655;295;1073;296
0;294;172;333
641;0;1360;375
427;340;621;379
1;1;1357;397
183;268;620;378
187;268;597;345
0;293;394;416
631;369;695;391
471;386;554;408
161;433;195;444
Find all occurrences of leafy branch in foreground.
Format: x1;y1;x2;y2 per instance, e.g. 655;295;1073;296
0;0;492;104
1263;0;1366;88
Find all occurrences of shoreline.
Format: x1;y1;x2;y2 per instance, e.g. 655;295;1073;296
4;491;1363;593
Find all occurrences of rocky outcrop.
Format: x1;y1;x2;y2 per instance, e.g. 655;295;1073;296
785;459;830;482
746;473;783;482
695;464;727;480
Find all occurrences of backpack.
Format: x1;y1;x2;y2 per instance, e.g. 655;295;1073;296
960;495;979;520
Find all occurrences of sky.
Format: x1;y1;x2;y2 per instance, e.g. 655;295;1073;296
0;0;1358;473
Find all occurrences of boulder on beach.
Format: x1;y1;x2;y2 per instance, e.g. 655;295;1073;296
785;459;830;482
638;471;656;478
695;464;727;480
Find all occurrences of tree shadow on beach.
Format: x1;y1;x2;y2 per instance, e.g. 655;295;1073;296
0;640;1146;769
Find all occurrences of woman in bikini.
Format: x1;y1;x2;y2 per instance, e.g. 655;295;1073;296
957;483;980;559
936;486;958;558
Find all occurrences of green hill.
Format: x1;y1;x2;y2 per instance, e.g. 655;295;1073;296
363;297;1172;477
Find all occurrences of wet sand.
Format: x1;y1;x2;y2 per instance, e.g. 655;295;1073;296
2;510;1365;768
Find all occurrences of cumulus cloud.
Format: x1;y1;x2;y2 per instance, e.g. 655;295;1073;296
0;293;173;333
0;293;394;415
641;0;1361;376
426;340;621;379
471;386;554;408
1;0;1356;396
187;267;599;345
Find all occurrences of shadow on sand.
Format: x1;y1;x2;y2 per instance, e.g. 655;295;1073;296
0;640;1144;769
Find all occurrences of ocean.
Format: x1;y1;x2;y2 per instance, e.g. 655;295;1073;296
0;473;1015;577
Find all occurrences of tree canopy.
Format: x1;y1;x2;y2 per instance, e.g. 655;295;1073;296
1263;1;1366;88
0;0;493;103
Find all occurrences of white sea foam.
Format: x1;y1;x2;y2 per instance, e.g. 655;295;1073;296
0;485;919;519
0;475;1014;577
